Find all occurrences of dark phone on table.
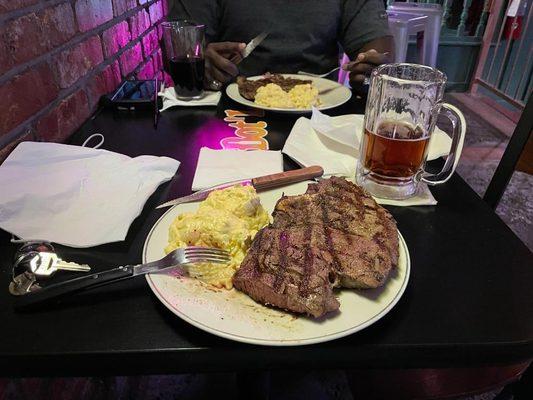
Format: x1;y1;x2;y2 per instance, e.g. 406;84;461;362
104;79;161;112
112;80;155;102
102;79;161;128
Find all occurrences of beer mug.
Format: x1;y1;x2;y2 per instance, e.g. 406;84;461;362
356;63;466;200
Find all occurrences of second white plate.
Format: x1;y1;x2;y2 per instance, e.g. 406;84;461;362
226;74;352;113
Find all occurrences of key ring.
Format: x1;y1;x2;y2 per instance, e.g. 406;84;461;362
12;252;39;281
12;242;55;281
10;241;53;296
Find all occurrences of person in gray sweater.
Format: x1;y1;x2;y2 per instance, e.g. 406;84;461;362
167;0;393;92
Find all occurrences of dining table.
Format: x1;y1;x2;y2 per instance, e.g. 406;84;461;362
0;91;532;378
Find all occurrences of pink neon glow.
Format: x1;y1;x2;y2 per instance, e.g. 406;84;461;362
191;117;270;151
193;119;235;149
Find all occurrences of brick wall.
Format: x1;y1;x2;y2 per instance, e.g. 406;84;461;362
0;0;169;162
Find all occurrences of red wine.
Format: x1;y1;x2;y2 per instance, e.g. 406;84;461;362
169;57;205;97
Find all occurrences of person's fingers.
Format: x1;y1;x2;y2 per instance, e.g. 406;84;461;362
205;57;231;85
208;42;246;56
346;62;374;75
356;49;389;65
210;64;233;84
342;49;390;71
235;42;246;57
206;46;239;77
207;42;246;67
217;42;246;64
229;52;244;64
216;56;239;76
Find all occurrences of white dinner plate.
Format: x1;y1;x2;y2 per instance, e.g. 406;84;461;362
226;74;352;113
143;181;410;346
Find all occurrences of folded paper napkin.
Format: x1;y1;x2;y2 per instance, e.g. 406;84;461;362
192;147;284;191
282;109;451;206
0;142;180;247
159;87;221;111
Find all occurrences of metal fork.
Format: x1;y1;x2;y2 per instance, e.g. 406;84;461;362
14;247;230;309
298;52;390;79
298;66;343;79
299;67;371;86
170;246;231;265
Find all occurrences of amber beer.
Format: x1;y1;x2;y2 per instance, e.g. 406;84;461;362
362;121;430;180
356;64;466;199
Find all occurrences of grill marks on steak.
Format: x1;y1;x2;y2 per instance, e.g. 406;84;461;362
236;73;312;100
273;177;400;287
235;226;340;318
232;177;399;318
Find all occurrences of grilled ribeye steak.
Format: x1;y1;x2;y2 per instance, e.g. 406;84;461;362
233;177;399;317
236;73;312;100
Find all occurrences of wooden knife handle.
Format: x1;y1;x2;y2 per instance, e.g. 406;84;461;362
252;166;324;191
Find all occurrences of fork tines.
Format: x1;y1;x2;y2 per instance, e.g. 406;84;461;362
183;247;231;264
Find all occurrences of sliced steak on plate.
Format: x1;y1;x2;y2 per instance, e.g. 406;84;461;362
236;76;267;100
236;74;312;100
269;74;312;92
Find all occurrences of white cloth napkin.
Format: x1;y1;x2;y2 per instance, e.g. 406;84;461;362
282;109;451;206
192;147;283;191
283;117;357;177
0;142;180;247
159;87;221;111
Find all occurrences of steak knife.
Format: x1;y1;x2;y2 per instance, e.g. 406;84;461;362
156;165;324;209
242;31;268;59
230;31;269;64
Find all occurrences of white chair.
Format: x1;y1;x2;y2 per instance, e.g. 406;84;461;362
387;11;428;64
388;2;443;67
337;4;442;85
337;14;426;86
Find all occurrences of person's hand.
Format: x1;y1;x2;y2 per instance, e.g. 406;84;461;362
205;42;246;90
342;49;391;92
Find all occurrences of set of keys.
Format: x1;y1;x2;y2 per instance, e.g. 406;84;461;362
28;252;91;277
10;242;92;296
13;241;91;278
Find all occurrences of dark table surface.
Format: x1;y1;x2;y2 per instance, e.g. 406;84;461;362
1;94;532;377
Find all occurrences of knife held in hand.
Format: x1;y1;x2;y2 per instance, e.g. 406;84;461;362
230;31;269;64
156;165;324;209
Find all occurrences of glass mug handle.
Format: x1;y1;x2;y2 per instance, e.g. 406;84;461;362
420;103;466;186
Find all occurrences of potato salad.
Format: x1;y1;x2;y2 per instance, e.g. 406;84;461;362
165;185;270;289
